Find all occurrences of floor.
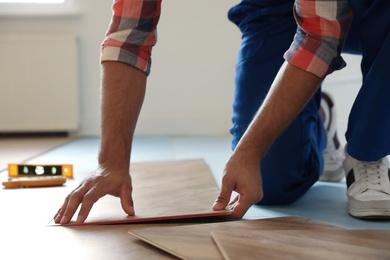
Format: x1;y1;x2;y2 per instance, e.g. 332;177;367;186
1;134;389;230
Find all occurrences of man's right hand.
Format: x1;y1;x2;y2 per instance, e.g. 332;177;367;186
53;62;147;224
53;167;134;224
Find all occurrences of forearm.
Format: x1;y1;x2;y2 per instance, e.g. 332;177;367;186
234;62;322;160
98;61;147;171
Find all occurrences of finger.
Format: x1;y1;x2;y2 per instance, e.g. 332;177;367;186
228;194;239;206
212;178;234;211
59;187;87;224
228;194;256;219
53;196;70;223
119;187;135;216
75;187;103;223
54;183;84;223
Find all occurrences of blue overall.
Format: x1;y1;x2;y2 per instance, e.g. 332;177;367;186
229;0;390;204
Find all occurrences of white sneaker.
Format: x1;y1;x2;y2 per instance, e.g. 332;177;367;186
319;92;345;182
344;147;390;218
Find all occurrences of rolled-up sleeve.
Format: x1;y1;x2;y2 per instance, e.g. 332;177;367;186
284;0;352;78
101;0;162;75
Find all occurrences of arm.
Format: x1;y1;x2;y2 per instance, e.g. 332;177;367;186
54;0;161;224
213;0;351;219
213;62;322;219
54;62;146;224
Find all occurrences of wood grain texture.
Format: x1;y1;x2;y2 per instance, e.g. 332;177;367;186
212;229;390;260
128;216;342;260
52;159;230;225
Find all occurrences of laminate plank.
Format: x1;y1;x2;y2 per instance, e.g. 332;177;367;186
212;229;390;260
129;216;342;260
51;159;230;225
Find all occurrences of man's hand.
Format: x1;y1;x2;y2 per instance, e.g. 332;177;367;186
54;62;147;225
213;152;263;219
213;63;323;219
53;167;134;224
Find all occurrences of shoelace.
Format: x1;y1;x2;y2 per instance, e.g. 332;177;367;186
356;160;389;193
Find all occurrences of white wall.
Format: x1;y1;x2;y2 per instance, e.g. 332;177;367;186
137;1;240;136
0;0;361;137
0;0;111;136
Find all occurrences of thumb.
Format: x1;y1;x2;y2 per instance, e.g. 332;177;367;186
213;180;233;211
120;187;135;216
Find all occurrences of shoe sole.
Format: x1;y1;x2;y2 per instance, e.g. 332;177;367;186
349;210;390;219
348;197;390;219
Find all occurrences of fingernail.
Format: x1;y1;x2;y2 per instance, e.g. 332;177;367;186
54;214;60;223
212;202;223;210
60;217;67;224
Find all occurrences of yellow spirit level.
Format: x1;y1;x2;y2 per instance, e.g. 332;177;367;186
7;164;73;179
2;164;73;188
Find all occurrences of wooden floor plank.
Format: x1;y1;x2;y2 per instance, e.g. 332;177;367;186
212;229;390;260
129;216;342;260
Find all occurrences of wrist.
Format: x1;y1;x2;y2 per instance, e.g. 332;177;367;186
98;151;130;172
232;145;263;166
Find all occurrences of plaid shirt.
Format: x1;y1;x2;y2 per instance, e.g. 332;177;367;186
101;0;351;78
284;0;352;78
101;0;162;75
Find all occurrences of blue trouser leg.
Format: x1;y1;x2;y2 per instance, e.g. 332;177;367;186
229;0;326;205
345;0;390;161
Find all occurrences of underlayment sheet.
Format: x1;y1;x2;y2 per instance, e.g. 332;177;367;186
128;216;342;260
212;229;390;260
51;159;230;225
